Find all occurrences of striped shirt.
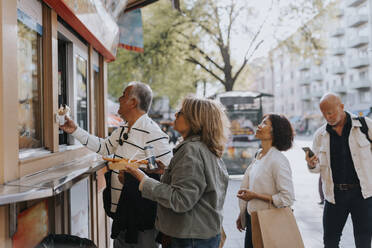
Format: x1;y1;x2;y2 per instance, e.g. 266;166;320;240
72;114;172;212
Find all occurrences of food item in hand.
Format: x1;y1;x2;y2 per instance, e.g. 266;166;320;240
102;157;148;164
57;104;70;125
102;157;148;170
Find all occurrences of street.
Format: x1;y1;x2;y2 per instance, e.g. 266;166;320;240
222;136;355;248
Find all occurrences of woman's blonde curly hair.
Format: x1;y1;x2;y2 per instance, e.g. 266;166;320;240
181;97;230;157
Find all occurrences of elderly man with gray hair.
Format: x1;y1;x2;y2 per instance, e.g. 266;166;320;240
60;82;172;248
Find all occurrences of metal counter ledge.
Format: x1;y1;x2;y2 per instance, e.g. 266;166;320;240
0;153;106;206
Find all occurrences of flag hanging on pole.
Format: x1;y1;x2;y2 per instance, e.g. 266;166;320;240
117;8;144;53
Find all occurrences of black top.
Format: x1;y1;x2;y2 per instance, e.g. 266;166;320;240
109;172;160;243
326;112;360;184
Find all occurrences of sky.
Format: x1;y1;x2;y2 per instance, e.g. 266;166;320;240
227;0;320;63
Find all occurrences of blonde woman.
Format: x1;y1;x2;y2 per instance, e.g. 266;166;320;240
123;97;230;248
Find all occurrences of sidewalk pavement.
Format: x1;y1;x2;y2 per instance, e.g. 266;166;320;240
222;137;356;248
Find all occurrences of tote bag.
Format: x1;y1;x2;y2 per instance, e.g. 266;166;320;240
251;207;304;248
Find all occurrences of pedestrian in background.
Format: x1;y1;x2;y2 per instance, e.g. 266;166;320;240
305;93;372;248
122;97;230;248
236;114;295;248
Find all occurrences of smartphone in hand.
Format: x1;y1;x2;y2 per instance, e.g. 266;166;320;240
302;147;314;158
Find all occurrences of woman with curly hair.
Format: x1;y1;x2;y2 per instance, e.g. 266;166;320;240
236;114;295;248
122;96;230;248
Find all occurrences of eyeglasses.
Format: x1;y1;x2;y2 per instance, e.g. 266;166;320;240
175;110;183;118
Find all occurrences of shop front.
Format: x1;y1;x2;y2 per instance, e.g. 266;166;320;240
0;0;160;247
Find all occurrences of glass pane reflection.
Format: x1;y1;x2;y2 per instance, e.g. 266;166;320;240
17;21;42;150
76;55;88;131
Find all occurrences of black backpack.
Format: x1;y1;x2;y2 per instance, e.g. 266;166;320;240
354;117;372;143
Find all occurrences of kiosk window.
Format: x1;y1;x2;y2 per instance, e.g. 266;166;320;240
17;17;43;150
58;39;69;145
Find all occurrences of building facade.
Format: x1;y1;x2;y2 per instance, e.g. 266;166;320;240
254;0;372;133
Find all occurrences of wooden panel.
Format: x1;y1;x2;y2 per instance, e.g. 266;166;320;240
97;56;107;138
96;166;108;192
0;206;11;248
42;5;59;152
88;45;94;133
90;174;98;245
97;190;107;248
0;0;20;184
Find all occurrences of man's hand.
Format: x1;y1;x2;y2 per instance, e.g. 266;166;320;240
59;116;77;134
236;215;245;232
237;189;257;201
305;151;319;169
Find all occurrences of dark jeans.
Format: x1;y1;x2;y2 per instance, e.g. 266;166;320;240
244;212;253;248
170;234;221;248
323;188;372;248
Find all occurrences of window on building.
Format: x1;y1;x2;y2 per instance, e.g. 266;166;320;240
359;70;368;79
349;94;355;105
17;12;43;150
76;55;88;131
360;91;371;103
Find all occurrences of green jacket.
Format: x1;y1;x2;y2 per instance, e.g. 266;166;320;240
141;136;229;239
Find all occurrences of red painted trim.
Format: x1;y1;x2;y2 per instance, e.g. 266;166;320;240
42;0;116;61
118;43;144;53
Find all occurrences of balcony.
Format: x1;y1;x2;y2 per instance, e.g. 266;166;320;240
301;93;311;101
348;14;368;28
347;0;367;7
331;65;346;75
330;47;345;56
310;71;323;81
348;36;369;48
350;79;371;90
298;76;311;85
349;57;369;69
335;9;344;18
312;91;323;98
298;62;310;71
333;86;347;94
330;28;345;37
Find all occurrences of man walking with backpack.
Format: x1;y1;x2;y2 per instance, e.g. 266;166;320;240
305;93;372;248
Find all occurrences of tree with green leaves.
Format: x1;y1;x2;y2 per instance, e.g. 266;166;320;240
108;1;199;107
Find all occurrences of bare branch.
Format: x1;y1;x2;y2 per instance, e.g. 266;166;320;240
175;30;225;72
244;0;273;60
210;1;225;47
186;57;225;85
233;39;264;82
